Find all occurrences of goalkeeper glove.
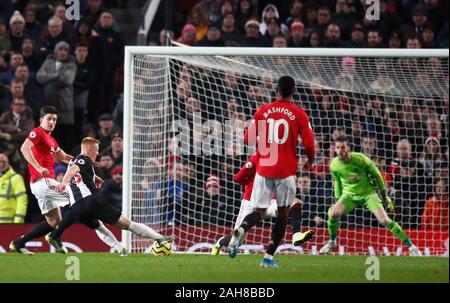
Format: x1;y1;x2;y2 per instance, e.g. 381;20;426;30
381;193;395;212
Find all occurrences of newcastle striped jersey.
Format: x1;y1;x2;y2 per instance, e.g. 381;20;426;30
66;155;97;205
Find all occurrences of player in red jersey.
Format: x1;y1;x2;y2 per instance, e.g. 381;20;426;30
228;76;315;268
9;106;124;254
210;153;314;255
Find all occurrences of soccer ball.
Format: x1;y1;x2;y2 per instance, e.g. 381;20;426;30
151;241;172;256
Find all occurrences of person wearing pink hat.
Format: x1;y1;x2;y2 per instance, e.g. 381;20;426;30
288;21;307;47
177;23;197;46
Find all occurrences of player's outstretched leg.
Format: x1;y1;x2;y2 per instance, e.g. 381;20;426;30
260;209;289;268
373;208;422;256
227;211;263;258
11;208;66;254
211;236;232;256
289;202;314;246
320;204;345;254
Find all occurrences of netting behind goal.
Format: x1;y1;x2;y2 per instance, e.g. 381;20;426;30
124;48;449;256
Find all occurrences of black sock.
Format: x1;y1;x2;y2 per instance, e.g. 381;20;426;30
266;215;288;256
289;203;302;234
219;235;232;247
241;212;262;232
15;221;53;247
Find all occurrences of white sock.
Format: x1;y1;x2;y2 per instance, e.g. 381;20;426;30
128;222;162;240
95;224;124;252
264;253;273;260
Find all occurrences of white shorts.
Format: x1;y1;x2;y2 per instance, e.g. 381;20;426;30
234;199;278;230
30;178;70;215
250;173;296;209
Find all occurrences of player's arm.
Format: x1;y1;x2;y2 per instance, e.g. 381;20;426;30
363;155;394;211
20;138;49;176
297;109;316;168
55;149;73;164
331;168;343;200
56;164;80;192
234;156;257;186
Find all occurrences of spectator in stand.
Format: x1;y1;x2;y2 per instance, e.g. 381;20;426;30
421;179;448;230
73;44;94;142
97;112;119;151
92;10;124;116
367;30;384;48
0;78;24;113
388;30;402;48
8;11;26;51
296;174;329;227
235;0;256;33
305;30;320;47
83;0;105;28
259;4;288;37
74;18;101;66
262;17;284;46
406;36;421;48
39;16;75;58
240;20;265;47
421;25;436;48
101;165;123;210
288;21;307;47
221;12;241;46
54;164;67;182
96;150;115;181
14;63;41;118
187;4;210;43
389;139;414;178
272;34;287;48
361;133;378;160
346;23;365;47
0;51;24;85
199;0;221;24
196;21;225;47
315;6;332;37
392;159;427;228
401;5;430;41
194;174;229;226
177;24;197;46
23;6;42;42
0;18;11;56
418;137;443;177
53;3;75;36
109;132;123;165
0;96;35;153
21;36;43;74
0;153;27;223
323;23;344;48
285;0;304;28
36;41;76;152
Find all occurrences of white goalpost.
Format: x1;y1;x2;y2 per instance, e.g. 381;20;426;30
123;46;448;256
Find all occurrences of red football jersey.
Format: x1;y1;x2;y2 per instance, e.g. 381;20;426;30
27;127;60;183
245;99;315;179
234;154;258;201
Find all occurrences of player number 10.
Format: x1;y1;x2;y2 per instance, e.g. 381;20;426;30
267;118;289;144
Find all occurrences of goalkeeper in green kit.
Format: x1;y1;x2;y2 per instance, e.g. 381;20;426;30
319;136;422;256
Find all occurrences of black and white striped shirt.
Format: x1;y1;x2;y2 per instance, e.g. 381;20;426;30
67;155;97;204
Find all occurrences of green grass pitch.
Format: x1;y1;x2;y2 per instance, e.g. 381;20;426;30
0;253;447;283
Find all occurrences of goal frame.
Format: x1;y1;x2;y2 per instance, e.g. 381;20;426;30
122;46;449;252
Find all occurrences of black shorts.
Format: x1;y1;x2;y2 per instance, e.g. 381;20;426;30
74;194;122;225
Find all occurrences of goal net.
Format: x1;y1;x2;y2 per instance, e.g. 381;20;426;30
123;47;449;256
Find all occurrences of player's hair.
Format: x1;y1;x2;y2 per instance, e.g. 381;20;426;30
81;137;100;146
335;135;349;144
40;105;59;117
277;75;295;98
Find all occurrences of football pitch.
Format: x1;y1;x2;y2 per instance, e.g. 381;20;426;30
0;254;448;283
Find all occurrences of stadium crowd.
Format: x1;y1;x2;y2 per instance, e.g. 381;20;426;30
0;0;448;231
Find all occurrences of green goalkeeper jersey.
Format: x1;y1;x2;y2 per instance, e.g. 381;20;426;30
329;152;386;199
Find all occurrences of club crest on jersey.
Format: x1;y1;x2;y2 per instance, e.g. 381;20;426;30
347;174;360;183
